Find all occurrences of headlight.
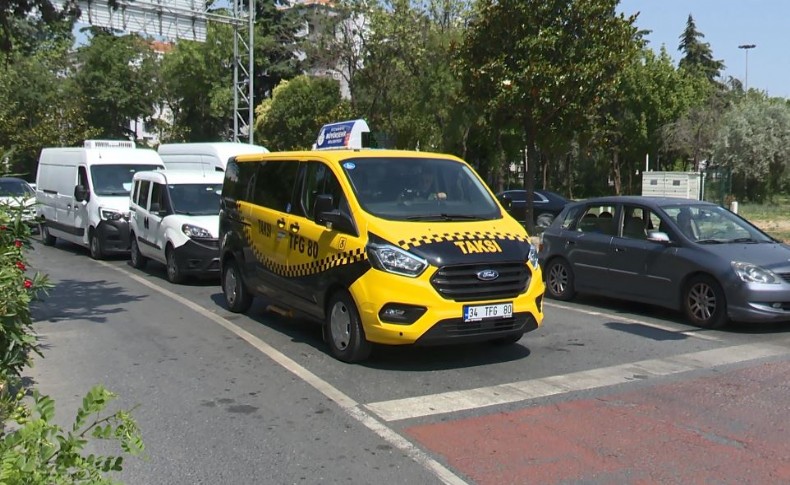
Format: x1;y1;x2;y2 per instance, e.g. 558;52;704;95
367;243;427;277
731;261;780;284
527;244;539;270
100;208;124;221
182;224;212;239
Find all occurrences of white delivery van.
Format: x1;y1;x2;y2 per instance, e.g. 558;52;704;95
157;142;269;172
36;140;166;259
128;170;223;283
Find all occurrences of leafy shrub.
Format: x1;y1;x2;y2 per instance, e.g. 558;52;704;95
0;200;144;483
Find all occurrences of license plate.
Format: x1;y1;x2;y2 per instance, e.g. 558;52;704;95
463;302;513;322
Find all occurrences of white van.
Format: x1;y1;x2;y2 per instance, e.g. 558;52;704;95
129;170;224;283
36;140;165;259
157;142;269;172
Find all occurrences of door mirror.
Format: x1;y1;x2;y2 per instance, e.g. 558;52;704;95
74;185;90;202
647;230;671;243
314;194;356;235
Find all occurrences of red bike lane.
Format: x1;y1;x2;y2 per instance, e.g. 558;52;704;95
406;359;790;484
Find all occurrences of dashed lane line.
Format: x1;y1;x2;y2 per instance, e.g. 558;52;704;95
365;341;789;422
544;301;725;342
97;261;469;485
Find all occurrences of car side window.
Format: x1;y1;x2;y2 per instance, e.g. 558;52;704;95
251;161;299;212
298;162;346;220
576;204;616;235
150;183;164;213
621;206;661;240
136;180;150;207
77;166;89;188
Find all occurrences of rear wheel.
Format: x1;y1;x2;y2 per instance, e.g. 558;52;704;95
89;229;104;260
40;222;56;246
165;246;185;284
129;236;147;269
222;259;252;313
683;275;728;329
545;258;576;301
326;290;372;363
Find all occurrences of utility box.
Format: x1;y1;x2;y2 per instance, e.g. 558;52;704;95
642;171;703;199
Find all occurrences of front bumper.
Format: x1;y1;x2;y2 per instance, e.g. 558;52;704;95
351;264;545;346
173;239;220;276
97;220;131;253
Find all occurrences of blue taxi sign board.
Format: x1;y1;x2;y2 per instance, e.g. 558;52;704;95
315;119;370;150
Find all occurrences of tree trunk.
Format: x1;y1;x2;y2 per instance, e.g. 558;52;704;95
565;153;574;199
612;149;622;195
523;127;538;235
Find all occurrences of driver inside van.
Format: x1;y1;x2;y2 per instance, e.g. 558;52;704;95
414;168;446;201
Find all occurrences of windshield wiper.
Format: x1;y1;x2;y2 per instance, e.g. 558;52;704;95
695;239;724;244
175;210;195;215
727;237;760;244
406;214;486;221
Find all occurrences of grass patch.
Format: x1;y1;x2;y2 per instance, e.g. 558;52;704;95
738;198;790;242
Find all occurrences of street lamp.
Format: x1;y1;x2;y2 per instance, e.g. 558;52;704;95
738;44;756;91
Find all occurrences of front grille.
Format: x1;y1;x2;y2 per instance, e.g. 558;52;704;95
430;261;530;302
195;238;220;249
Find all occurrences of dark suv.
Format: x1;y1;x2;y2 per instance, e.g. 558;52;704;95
496;189;570;230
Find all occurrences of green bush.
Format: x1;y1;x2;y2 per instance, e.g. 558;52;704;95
0;200;144;484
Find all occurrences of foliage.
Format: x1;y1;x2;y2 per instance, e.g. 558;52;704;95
255;75;352;150
0;0;78;53
252;0;308;102
0;203;144;484
677;14;724;84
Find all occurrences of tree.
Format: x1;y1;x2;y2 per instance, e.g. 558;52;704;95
254;75;351;150
677;14;724;83
72;29;160;138
457;0;639;232
0;0;78;53
252;0;307;102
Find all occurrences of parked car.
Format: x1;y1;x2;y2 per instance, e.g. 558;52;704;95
538;195;790;329
0;177;36;227
497;189;570;230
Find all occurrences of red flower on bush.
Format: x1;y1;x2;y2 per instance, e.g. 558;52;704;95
15;240;22;248
16;261;26;271
0;225;7;230
24;279;32;289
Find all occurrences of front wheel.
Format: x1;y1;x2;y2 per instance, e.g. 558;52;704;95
683;275;728;329
165;246;185;284
545;258;576;301
326;290;372;363
129;237;147;269
89;229;104;260
222;259;252;313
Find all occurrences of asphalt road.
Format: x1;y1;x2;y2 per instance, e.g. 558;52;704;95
25;237;790;484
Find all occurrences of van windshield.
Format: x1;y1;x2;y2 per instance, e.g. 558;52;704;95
169;183;222;216
91;164;164;196
342;157;501;221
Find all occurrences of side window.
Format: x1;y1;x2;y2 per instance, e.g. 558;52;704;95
77;166;89;188
222;160;241;201
252;161;299;212
150;183;164;212
576;204;616;235
560;206;583;230
136;180;151;207
298;162;346;220
621;205;651;240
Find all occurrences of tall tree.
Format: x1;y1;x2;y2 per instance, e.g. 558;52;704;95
252;0;307;102
457;0;639;232
677;14;723;83
0;0;78;53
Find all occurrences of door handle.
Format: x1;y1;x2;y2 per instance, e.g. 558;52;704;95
277;218;285;229
289;222;300;233
615;246;626;252
66;204;71;209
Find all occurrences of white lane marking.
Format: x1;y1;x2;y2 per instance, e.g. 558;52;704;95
98;261;468;485
544;301;724;342
365;342;789;422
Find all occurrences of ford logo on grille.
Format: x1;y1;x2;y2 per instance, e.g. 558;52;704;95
476;269;499;281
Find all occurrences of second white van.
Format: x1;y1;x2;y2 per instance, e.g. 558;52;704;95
36;140;165;259
157;142;268;172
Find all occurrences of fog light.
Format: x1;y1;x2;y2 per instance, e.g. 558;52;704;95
379;303;426;325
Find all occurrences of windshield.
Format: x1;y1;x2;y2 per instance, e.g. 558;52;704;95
91;165;163;196
341;157;501;221
168;183;222;216
662;204;774;243
0;179;33;197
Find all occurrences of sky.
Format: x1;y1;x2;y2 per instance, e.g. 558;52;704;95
616;0;790;98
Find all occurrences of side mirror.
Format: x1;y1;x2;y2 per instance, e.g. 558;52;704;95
314;194;357;236
74;185;90;202
647;230;671;243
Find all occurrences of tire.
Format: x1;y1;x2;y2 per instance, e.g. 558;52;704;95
165;246;185;284
491;331;525;346
40;222;56;246
536;213;555;230
89;229;104;260
545;258;576;301
222;258;252;313
129;236;147;269
326;290;372;363
683;275;728;329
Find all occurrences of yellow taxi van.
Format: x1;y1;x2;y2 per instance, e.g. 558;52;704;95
219;120;545;362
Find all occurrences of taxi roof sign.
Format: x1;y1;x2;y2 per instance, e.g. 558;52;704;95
314;119;370;150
